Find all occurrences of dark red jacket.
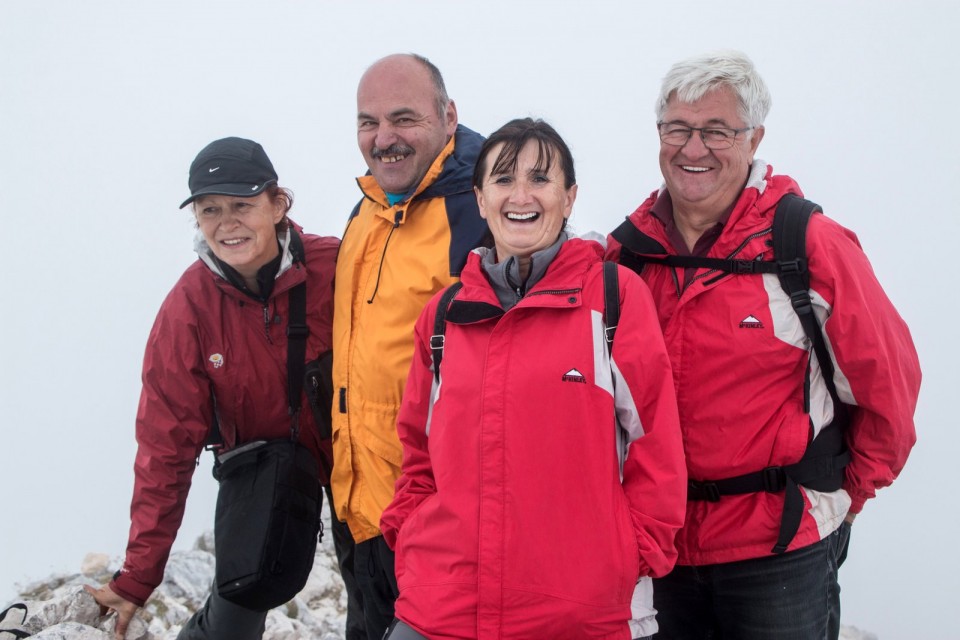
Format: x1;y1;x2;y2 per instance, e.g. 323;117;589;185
111;225;338;605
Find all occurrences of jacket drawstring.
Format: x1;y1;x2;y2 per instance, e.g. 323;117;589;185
367;210;403;304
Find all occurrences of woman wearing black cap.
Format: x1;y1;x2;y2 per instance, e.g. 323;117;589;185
85;137;339;639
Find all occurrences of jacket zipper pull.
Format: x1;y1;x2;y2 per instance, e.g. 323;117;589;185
262;305;271;340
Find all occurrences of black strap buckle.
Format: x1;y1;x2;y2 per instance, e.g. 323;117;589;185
604;325;618;344
286;323;310;339
778;258;805;275
429;334;445;351
761;466;786;492
733;260;758;274
688;480;721;502
789;290;813;315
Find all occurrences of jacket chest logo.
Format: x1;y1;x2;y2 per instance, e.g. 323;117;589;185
739;315;765;329
562;368;586;383
209;353;224;368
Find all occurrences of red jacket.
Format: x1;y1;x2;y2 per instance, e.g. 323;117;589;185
607;163;921;565
111;225;338;606
381;238;686;639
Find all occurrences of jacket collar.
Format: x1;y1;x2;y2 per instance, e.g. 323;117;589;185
460;236;603;310
478;233;568;311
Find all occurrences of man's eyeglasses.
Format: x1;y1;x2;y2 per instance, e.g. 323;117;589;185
657;123;754;150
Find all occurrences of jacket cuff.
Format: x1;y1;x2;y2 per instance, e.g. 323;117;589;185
109;573;153;608
847;491;868;515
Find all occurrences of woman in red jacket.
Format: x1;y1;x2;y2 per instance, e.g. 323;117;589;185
380;119;687;640
85;137;338;640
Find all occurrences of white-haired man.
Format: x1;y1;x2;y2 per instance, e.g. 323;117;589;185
607;50;921;639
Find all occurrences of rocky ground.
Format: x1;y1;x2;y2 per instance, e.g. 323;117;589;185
1;529;346;640
1;519;878;639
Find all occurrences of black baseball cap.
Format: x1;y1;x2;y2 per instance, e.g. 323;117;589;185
179;137;279;209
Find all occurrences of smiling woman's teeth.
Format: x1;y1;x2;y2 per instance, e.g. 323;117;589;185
223;239;245;246
506;212;538;221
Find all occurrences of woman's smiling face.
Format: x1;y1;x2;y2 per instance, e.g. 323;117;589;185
475;140;577;263
193;192;283;280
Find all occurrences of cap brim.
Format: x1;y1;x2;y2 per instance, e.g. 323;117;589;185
179;180;277;209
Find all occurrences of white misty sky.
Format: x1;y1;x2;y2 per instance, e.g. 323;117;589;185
1;2;957;638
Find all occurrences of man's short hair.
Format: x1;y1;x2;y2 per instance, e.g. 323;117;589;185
655;50;772;129
409;53;450;119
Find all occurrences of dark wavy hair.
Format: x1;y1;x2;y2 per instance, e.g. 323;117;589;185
472;118;576;190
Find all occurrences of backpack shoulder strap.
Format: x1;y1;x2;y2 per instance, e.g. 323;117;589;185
602;261;620;355
429;282;464;383
772;195;845;407
772;194;820;299
611;218;668;276
286;281;309;438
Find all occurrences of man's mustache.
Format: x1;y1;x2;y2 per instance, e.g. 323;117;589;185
371;144;414;159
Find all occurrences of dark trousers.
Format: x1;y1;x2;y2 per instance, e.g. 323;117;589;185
653;522;851;640
354;535;400;640
176;580;267;640
326;485;368;640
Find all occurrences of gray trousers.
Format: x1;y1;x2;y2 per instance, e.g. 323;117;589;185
176;580;267;640
383;620;428;640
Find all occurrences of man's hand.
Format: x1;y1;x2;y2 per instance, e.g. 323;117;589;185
843;512;857;525
83;584;139;640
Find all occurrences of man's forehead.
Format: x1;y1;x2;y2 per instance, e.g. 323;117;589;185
663;88;740;122
357;80;434;111
357;106;422;120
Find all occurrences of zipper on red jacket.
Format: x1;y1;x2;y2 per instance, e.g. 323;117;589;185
262;304;274;343
527;288;581;297
681;228;772;292
514;287;581;303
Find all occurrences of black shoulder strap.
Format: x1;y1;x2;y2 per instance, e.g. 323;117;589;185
611;218;668;276
286;281;309;439
429;282;463;383
772;195;845;410
602;261;620;355
613;217;780;276
208;280;308;465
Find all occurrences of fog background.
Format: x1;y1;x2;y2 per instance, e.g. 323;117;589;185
2;2;956;637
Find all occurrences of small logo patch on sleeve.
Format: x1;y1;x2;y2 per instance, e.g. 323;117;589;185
208;353;224;368
739;315;764;329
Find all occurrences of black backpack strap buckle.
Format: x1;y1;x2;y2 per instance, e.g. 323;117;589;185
286;323;310;339
688;480;721;502
777;257;806;276
761;466;786;492
733;260;759;274
789;290;813;316
604;324;617;345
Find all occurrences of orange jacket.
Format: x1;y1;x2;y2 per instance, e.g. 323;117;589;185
331;126;487;542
